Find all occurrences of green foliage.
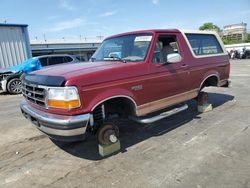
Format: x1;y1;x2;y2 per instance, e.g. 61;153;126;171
222;37;249;45
245;34;250;43
199;22;221;33
199;22;250;45
222;38;238;45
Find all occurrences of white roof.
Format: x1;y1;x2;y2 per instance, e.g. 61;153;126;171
180;29;218;35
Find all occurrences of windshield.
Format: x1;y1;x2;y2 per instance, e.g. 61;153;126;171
92;33;153;62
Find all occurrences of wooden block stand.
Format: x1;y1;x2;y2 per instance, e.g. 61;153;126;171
98;140;121;157
197;91;213;113
197;103;213;113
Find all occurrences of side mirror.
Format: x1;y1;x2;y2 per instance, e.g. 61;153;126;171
167;53;182;64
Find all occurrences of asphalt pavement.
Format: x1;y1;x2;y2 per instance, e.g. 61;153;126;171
0;59;249;188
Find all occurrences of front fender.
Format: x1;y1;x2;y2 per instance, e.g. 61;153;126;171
83;88;137;112
6;72;23;82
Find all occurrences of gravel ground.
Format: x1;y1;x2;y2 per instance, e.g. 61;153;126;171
0;60;249;188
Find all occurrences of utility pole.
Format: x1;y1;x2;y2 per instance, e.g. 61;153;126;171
96;33;104;41
43;34;47;42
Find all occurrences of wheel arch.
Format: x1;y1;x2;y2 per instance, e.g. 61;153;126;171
91;95;137;116
6;72;22;83
199;73;220;90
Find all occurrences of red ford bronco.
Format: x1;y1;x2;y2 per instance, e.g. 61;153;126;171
20;29;230;144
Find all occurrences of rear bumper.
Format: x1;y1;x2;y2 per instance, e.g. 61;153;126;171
20;100;91;142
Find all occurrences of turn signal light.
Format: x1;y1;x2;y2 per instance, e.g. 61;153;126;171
47;99;80;109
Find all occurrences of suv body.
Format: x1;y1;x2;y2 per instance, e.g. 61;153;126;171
0;54;79;94
20;29;230;142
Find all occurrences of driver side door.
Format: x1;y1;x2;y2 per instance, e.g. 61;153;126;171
144;33;192;113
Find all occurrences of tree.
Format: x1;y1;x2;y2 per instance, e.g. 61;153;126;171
199;22;221;33
222;38;237;45
245;33;250;43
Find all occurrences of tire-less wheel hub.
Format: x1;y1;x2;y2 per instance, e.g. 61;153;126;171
97;124;119;145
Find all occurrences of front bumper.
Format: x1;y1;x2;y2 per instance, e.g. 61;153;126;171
20;100;91;142
0;79;7;92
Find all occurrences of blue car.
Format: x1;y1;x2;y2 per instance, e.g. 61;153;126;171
0;54;80;94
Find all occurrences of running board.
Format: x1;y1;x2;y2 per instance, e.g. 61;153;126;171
130;104;188;124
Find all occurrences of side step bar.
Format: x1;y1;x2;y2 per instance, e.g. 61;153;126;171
130;104;188;124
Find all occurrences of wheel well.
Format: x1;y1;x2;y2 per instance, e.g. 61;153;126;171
6;73;22;83
201;75;218;90
92;97;136;124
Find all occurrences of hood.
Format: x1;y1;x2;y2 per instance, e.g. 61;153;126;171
33;61;129;79
0;68;12;74
7;58;42;73
29;61;147;87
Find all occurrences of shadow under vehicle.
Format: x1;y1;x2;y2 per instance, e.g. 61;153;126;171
52;92;234;160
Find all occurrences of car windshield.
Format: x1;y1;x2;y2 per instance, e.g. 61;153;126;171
92;33;153;62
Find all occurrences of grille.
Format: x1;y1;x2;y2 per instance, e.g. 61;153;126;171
22;81;46;107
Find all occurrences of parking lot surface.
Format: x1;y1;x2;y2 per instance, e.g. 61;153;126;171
0;60;250;188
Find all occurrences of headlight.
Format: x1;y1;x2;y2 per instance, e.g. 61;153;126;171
47;86;81;109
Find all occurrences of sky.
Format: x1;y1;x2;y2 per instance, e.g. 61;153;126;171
1;0;250;40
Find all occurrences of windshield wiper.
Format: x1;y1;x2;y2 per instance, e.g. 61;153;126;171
103;56;127;63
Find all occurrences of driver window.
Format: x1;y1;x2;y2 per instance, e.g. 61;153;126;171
152;35;180;64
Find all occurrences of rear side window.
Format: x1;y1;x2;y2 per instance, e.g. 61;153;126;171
48;57;65;65
186;34;223;56
63;56;73;63
39;57;48;66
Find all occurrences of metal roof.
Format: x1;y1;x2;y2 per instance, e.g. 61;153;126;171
31;47;98;51
0;23;28;27
31;38;102;44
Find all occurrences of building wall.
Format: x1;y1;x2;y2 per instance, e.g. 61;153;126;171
31;41;101;61
0;25;32;69
223;23;247;41
31;48;97;62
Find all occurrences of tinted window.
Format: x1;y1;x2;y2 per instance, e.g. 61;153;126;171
63;56;73;63
48;57;64;65
39;57;48;66
74;56;81;61
186;34;223;56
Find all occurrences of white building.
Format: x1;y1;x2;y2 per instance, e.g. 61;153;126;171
223;22;247;41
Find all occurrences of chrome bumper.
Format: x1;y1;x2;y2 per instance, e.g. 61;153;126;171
20;100;91;141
